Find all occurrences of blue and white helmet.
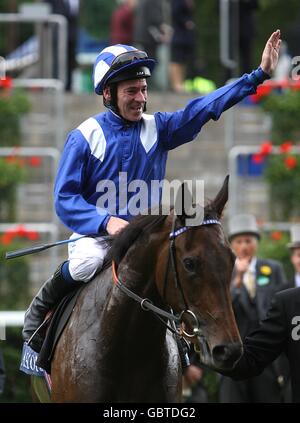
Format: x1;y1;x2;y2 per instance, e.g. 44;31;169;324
93;44;156;95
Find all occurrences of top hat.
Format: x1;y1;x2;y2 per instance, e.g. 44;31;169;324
287;225;300;249
228;214;260;242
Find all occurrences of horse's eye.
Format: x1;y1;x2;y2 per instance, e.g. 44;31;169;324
183;257;196;273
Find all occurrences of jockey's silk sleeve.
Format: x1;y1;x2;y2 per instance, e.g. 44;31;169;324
154;67;270;150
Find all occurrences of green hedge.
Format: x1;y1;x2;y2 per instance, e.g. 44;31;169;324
258;231;293;280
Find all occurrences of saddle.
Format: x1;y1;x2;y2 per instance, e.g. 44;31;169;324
36;286;84;373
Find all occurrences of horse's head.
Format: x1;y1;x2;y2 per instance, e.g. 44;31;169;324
155;176;242;371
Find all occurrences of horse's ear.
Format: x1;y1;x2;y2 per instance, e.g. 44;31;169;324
211;175;229;219
175;182;193;225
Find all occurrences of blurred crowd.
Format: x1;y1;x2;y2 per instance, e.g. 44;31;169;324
44;0;261;93
110;0;197;93
42;0;296;93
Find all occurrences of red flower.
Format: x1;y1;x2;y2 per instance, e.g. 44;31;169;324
280;141;293;154
1;232;13;245
270;231;282;241
1;225;40;245
28;156;42;167
5;156;25;167
26;230;39;241
252;153;264;164
259;141;273;156
250;84;272;103
0;77;13;89
16;225;27;237
5;156;16;164
285;156;297;169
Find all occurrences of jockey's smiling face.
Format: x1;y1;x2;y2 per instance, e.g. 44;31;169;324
116;79;148;122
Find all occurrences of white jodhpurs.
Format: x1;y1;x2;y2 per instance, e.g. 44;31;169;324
68;233;110;282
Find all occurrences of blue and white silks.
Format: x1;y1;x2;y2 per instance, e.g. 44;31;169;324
54;68;269;235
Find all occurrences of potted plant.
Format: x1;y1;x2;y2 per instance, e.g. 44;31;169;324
0;78;30;147
253;141;300;221
258;230;293;281
260;87;300;144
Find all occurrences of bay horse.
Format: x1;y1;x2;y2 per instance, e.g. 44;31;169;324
35;176;242;402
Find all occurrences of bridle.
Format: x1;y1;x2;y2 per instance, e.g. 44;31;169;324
112;213;221;338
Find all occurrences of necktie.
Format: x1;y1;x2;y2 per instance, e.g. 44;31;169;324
243;269;256;299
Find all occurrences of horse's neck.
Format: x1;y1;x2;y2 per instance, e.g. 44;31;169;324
108;273;165;340
100;270;167;367
89;270;176;402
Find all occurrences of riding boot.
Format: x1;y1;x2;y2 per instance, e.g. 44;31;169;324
22;262;77;353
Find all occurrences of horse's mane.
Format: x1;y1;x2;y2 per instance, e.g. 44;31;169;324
106;212;169;265
105;203;218;266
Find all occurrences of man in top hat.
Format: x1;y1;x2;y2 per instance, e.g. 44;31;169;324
219;214;290;402
288;225;300;289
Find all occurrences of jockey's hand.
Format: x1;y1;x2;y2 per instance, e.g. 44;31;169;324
106;216;129;235
260;29;281;76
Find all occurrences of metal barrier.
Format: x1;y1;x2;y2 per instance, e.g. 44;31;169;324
0;311;25;328
0;311;25;339
0;12;67;84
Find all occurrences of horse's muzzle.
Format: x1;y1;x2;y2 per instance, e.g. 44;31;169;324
212;342;243;370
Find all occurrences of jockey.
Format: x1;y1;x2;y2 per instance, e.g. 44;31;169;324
23;31;281;353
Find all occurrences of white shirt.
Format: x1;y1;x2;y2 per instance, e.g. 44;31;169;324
247;256;257;277
295;273;300;288
242;257;257;299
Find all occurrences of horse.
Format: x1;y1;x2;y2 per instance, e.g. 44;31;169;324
33;176;242;402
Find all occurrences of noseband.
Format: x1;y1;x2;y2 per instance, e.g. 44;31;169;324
112;214;220;338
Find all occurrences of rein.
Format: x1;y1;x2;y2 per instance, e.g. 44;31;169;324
112;216;221;337
112;260;180;326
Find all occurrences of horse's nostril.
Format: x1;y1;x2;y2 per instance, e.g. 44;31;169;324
212;345;229;362
212;342;242;367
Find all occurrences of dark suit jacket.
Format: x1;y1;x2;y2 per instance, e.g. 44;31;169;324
228;287;300;402
226;258;290;398
231;258;287;335
288;275;299;289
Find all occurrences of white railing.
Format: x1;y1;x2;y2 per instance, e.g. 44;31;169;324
0;311;25;327
0;311;25;339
